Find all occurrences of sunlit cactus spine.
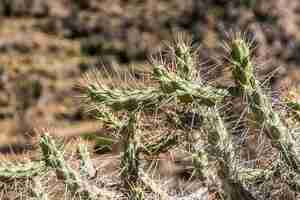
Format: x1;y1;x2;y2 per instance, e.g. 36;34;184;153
228;36;300;173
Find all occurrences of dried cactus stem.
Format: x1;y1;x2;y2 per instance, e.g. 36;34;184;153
229;38;300;173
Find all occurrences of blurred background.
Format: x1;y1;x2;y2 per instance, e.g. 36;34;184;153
0;0;299;152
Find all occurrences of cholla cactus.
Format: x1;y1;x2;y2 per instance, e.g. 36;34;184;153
228;36;300;173
169;34;198;81
204;107;258;200
143;132;179;156
25;34;297;199
153;64;228;106
78;143;97;179
0;160;45;180
94;108;123;130
39;133;100;200
152;38;258;199
120;113;142;198
285;87;300;117
84;84;165;112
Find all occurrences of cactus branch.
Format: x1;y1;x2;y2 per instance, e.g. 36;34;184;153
39;133;101;200
204;107;256;200
171;34;197;81
153;65;228;106
78;143;97;179
120;112;143;199
229;37;300;173
84;84;165;112
0;160;45;180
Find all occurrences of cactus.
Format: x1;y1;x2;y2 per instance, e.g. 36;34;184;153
120;113;143;199
169;34;198;81
151;39;259;199
228;36;300;173
143;132;179;156
153;64;229;106
139;170;170;200
0;160;45;180
78;143;97;179
204;107;256;200
94;108;123;130
3;33;300;199
84;85;165;112
39;133;100;200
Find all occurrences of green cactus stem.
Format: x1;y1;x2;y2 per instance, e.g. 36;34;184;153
0;161;45;180
39;133;100;200
229;37;300;173
171;35;197;81
120;113;143;199
78;143;97;179
204;107;255;200
85;85;165;112
153;65;228;106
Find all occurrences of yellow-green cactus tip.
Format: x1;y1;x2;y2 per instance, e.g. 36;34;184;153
230;38;250;64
